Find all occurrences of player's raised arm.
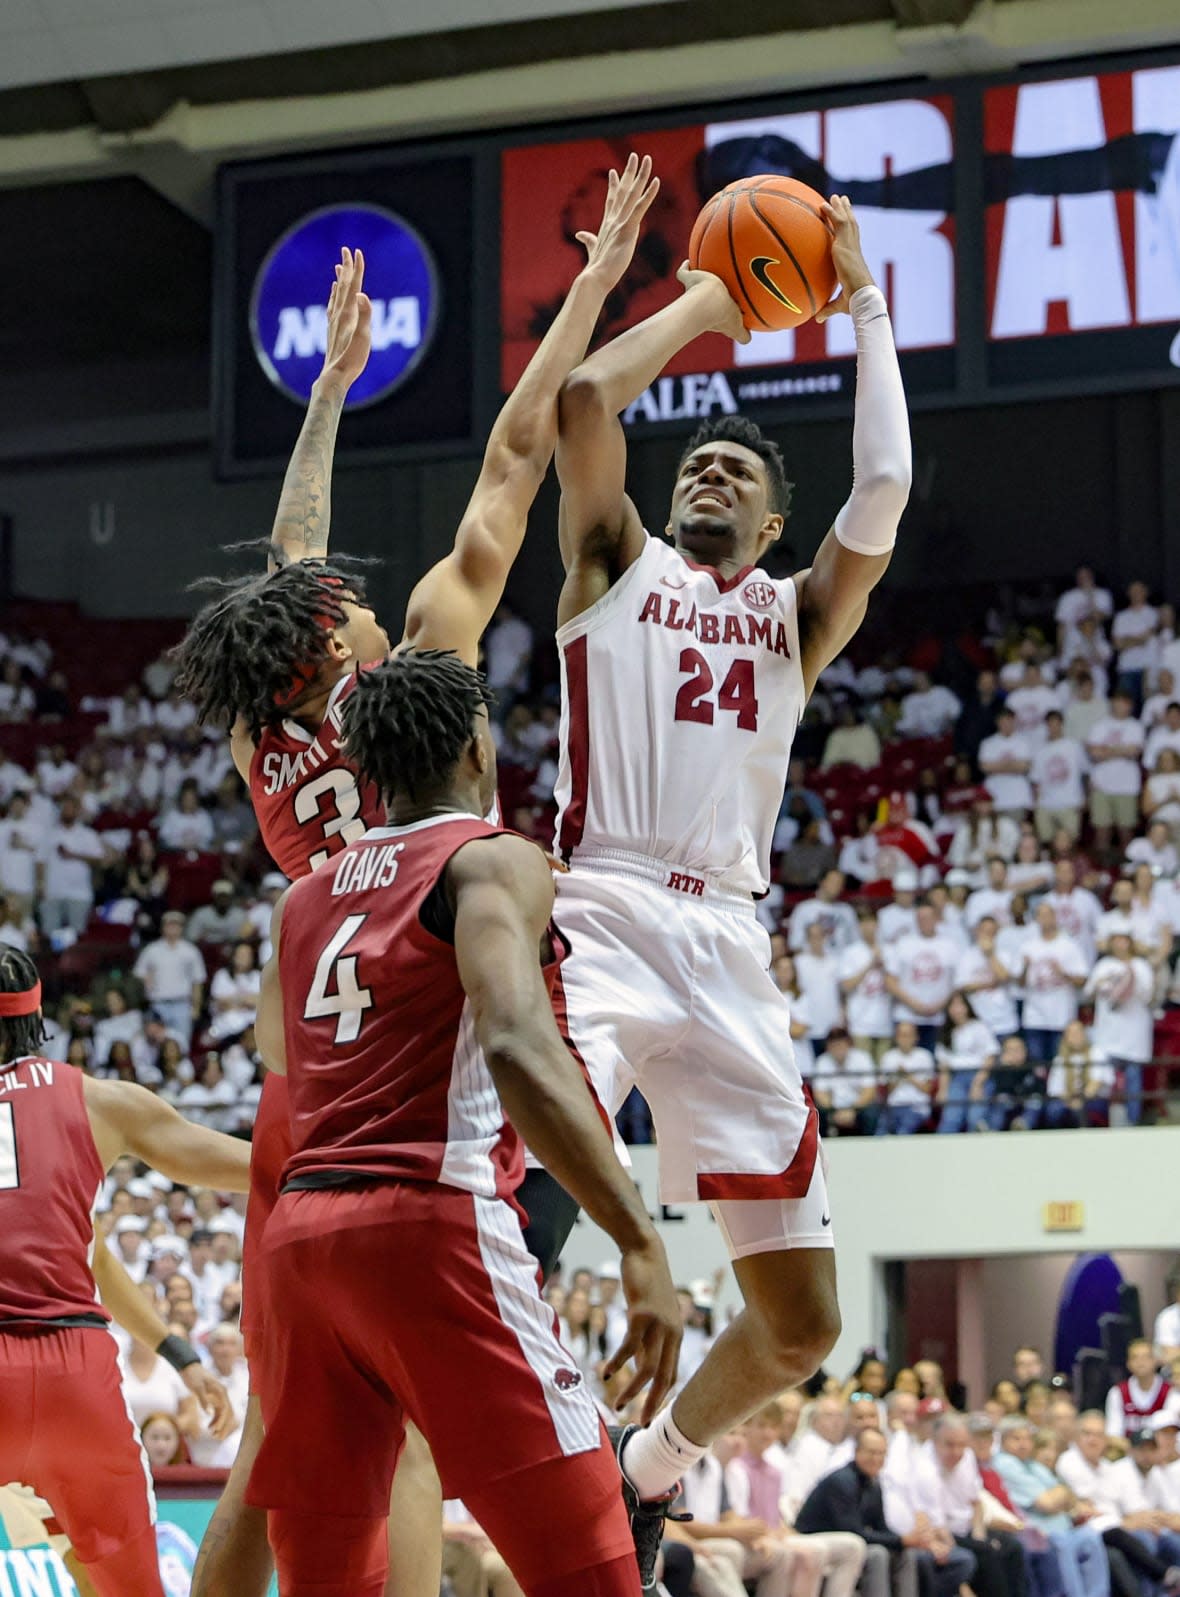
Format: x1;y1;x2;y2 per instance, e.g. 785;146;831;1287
83;1077;252;1192
402;154;661;665
554;261;746;621
268;247;373;571
451;830;682;1420
91;1244;236;1438
795;196;911;697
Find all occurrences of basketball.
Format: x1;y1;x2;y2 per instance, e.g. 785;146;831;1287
688;175;838;332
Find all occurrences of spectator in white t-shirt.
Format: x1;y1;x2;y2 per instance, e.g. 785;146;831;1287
965;857;1013;933
789;869;859;954
206;942;261;1044
1085;933;1155;1125
1059;615;1113;696
946;795;1021;880
118;1338;201;1435
935;993;997;1134
188;1324;249;1468
1087;690;1146;853
0;659;34;721
896;673;962;739
812;1027;877;1138
885;903;962;1049
35;744;79;798
1129;862;1176;968
1043;1019;1114;1129
134;911;207;1045
1056;566;1112;655
956;916;1020;1041
157;781;215;854
1127;820;1179;880
1112;581;1159;708
1063;670;1110;748
1044;858;1104;964
1031;710;1087;843
838;908;893;1062
483;602;533;698
0;791;44;919
878;871;920;945
1145;749;1180;836
1142;672;1179;729
175;1053;239;1134
876;1022;937;1136
796;921;844;1047
978;708;1034;817
1018;902;1088;1062
1006;666;1060;752
38;794;105;935
1146;702;1180;777
1007;832;1055;898
1154;1280;1180;1363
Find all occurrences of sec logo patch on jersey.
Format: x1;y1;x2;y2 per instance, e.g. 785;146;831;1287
742;581;776;610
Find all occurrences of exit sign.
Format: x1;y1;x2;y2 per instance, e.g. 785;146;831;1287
1043;1201;1085;1233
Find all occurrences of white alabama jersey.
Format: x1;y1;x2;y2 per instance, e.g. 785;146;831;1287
553;535;805;896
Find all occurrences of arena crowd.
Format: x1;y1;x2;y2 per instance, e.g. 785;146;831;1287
2;568;1179;1495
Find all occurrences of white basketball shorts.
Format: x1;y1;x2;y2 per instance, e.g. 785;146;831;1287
552;850;833;1258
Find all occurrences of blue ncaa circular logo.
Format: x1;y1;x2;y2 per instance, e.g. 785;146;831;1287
250;203;440;409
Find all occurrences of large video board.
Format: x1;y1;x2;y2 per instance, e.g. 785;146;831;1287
501;93;957;425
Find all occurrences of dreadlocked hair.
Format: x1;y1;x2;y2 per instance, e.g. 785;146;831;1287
172;553;373;740
681;416;794;519
341;650;494;805
0;948;45;1065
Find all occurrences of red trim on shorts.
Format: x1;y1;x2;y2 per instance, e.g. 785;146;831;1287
679;558;756;595
695;1104;819;1201
549;952;613;1139
558;635;590;860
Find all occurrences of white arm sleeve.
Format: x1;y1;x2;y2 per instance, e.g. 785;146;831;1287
833;286;912;556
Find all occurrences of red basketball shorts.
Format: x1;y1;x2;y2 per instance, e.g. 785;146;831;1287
0;1326;162;1596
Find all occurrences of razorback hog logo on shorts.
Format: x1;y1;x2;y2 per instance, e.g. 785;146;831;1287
742;581;776;610
554;1367;583;1392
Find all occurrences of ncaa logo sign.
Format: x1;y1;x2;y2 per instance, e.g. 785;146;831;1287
251;203;440;409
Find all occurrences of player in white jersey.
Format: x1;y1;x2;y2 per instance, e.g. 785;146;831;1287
551;194;911;1511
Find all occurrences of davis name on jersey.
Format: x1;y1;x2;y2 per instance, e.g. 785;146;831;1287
554;535;805;897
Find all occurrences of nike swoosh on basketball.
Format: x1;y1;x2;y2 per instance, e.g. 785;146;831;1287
750;256;802;314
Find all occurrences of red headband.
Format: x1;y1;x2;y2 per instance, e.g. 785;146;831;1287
272;576;346;710
0;980;41;1017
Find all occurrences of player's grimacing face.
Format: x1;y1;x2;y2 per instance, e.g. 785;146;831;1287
335;599;391;666
668;442;781;560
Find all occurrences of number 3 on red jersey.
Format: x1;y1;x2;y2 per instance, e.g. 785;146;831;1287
674;648;759;731
304;914;375;1043
295;770;367;872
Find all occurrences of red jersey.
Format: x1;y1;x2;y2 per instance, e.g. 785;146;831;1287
249;672;384;881
279;814;556;1198
0;1058;107;1325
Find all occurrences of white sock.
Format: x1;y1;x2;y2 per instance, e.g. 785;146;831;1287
620;1408;707;1500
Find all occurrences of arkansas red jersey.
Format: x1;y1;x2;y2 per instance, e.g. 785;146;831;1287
249;672;384;881
0;1058;107;1325
279;815;558;1198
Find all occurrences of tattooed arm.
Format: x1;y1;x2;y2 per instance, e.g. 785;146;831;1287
269;246;373;570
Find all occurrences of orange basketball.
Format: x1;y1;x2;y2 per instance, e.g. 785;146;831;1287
688;176;837;332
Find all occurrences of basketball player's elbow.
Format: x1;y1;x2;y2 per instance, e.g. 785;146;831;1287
558;368;613;436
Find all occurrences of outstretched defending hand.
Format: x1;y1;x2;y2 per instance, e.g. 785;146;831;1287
575;152;661;293
182;1362;237;1440
603;1241;683;1425
320;245;373;391
815;195;877;323
675;262;751;344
